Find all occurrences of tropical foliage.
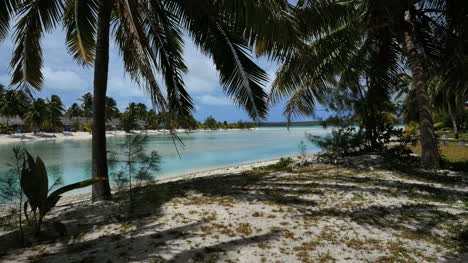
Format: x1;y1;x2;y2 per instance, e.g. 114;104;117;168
1;0;295;200
109;133;161;205
21;151;105;235
267;0;467;169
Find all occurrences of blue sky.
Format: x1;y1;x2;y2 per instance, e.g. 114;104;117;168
0;28;327;123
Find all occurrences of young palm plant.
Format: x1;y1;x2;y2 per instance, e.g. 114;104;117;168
2;0;296;200
268;0;467;169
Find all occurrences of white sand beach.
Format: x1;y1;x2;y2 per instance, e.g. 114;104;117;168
1;156;467;263
0;128;256;144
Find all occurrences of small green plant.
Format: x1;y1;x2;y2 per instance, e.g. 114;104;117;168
254;157;294;171
21;151;105;235
109;133;161;204
0;145;26;245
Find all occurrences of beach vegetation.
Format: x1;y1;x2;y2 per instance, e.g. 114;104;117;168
266;0;467;170
20;151;105;235
308;125;416;166
203;116;218;130
109;133;161;206
0;145;26;245
254;157;294;171
0;88;30;127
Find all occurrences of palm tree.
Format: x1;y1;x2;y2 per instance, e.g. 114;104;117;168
4;0;294;200
146;109;160;129
46;94;65;131
269;0;466;169
105;97;119;120
0;84;4;100
79;92;93;121
24;98;48;132
428;77;468;139
135;103;147;120
0;89;29;127
66;103;83;119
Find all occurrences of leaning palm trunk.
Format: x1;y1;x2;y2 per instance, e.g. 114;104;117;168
447;102;459;139
403;10;440;169
92;0;113;201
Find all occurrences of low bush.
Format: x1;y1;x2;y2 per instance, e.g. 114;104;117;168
254;157;294;171
308;125;417;166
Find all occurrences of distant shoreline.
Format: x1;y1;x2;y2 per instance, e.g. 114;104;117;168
0;128;257;145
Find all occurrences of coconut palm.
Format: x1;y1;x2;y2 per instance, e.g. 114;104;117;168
269;0;467;169
105;97;119;120
135;103;147;120
79;92;93;121
4;0;295;200
428;77;467;139
46;94;65;131
24;98;48;132
0;89;29;127
0;84;4;99
65;103;83;119
145;109;160;129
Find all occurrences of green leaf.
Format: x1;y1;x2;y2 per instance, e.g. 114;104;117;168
34;156;49;211
64;0;98;65
10;0;63;91
48;177;107;201
43;177;106;217
20;152;41;211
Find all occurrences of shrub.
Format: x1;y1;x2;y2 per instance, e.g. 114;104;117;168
254;157;294;171
21;151;105;235
308;125;417;165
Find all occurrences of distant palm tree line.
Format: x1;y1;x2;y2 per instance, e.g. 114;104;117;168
0;88;254;132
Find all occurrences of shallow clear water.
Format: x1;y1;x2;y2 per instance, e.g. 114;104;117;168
0;127;332;187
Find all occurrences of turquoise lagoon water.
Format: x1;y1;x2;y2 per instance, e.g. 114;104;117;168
0;127;332;187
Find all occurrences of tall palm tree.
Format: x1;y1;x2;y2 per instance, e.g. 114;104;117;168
428;77;468;139
135;103;147;120
24;98;48;132
0;89;29;127
4;0;295;200
105;96;119;120
46;94;65;131
269;0;466;169
66;103;83;119
0;84;5;100
79;92;93;121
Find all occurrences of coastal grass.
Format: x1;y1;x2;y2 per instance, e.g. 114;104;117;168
411;141;468;171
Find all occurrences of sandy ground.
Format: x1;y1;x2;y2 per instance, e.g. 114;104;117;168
0;159;467;263
0;129;256;144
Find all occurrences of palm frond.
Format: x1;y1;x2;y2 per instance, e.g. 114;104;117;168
63;0;98;65
176;1;269;119
10;0;63;91
270;18;361;108
145;0;193;117
113;0;167;113
0;0;18;41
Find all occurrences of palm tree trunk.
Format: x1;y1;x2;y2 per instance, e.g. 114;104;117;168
447;101;459;139
403;10;440;169
92;0;113;201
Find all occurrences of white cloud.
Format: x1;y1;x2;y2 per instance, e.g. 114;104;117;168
183;41;219;94
42;67;88;92
197;95;233;106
